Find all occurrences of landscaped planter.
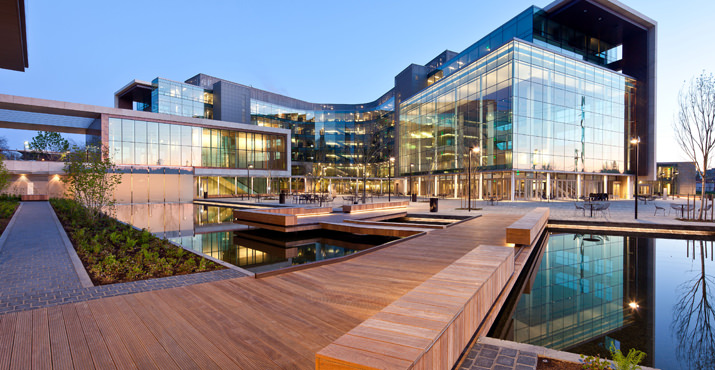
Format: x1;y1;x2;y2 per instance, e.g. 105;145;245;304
51;198;224;285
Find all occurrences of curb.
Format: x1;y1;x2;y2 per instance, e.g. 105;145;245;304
47;202;94;288
0;202;23;254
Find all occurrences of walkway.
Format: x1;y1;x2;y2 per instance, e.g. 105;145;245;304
0;202;245;315
0;212;520;369
0;202;83;312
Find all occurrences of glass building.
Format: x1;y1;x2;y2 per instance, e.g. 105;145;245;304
115;0;656;199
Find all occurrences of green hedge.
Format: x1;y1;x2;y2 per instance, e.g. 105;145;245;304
51;198;223;285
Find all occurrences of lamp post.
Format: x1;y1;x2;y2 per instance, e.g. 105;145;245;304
468;146;480;212
248;164;254;201
673;169;679;200
389;157;395;202
630;137;640;219
410;163;415;200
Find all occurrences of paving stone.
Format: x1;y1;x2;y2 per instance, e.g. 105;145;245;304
517;354;538;366
496;355;515;367
500;347;517;357
493;365;512;370
473;357;494;368
481;348;499;359
516;364;536;370
0;202;247;315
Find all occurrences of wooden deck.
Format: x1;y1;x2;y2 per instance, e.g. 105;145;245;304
0;213;521;370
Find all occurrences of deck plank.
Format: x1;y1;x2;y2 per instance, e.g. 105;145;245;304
0;313;17;370
47;306;73;370
10;310;31;370
0;212;521;370
30;309;51;370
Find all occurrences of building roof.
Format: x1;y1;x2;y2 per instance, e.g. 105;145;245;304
0;0;28;71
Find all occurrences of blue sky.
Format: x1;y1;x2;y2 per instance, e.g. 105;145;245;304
0;0;711;162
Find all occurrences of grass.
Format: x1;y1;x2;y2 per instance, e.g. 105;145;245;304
50;198;224;285
0;195;20;236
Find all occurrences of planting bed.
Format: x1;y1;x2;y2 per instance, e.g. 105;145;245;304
51;198;224;285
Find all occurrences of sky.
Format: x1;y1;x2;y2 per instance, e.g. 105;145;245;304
0;0;712;162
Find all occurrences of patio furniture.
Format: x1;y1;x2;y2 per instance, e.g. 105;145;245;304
583;202;604;217
654;203;666;216
598;202;611;217
574;202;585;216
671;204;692;218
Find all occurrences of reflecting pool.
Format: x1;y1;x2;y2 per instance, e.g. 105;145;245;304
489;232;715;370
112;203;398;273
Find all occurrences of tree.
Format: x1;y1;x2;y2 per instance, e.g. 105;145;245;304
671;240;715;370
29;131;70;153
356;118;391;203
674;72;715;220
61;145;122;221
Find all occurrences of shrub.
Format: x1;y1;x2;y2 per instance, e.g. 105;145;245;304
50;198;223;285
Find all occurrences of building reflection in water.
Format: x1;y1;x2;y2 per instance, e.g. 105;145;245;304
672;239;715;370
111;203;397;274
492;233;655;366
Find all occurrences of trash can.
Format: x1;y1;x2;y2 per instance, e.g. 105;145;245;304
411;193;417;202
203;191;208;199
279;192;286;204
430;197;438;212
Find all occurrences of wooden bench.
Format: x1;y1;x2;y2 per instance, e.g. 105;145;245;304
21;194;49;201
505;207;549;246
316;245;514;370
342;201;409;213
233;207;334;228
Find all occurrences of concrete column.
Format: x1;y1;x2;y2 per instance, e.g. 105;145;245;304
626;176;631;200
453;175;458;198
577;174;582;199
329;178;332;195
510;171;515;201
289;177;292;193
478;173;484;200
417;177;421;196
603;175;608;195
546;172;551;200
304;177;307;192
434;176;438;197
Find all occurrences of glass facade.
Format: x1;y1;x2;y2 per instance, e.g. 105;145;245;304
250;97;395;177
108;117;286;170
151;78;214;119
511;233;633;349
400;39;635;176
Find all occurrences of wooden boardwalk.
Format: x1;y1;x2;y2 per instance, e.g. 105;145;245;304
0;213;520;370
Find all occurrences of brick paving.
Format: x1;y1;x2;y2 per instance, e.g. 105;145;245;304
0;202;245;315
459;342;538;370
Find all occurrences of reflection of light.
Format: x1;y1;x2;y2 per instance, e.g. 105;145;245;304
629;301;639;309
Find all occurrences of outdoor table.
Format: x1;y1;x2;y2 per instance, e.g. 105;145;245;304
671;204;692;218
583;202;601;217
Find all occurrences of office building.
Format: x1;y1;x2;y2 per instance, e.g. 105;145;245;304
117;0;656;201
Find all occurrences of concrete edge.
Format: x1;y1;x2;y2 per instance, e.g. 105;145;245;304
165;239;255;277
477;337;659;370
110;217;255;277
0;202;23;254
47;202;95;288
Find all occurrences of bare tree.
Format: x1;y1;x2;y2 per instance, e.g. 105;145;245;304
356;120;390;203
671;240;715;369
674;72;715;220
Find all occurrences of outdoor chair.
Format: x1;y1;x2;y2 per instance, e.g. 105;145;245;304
654;203;666;216
598;202;611;217
574;202;585;216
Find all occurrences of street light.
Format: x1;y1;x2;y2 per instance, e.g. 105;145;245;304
389;157;395;202
468;146;480;212
410;163;415;201
630;137;640;219
248;164;254;201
